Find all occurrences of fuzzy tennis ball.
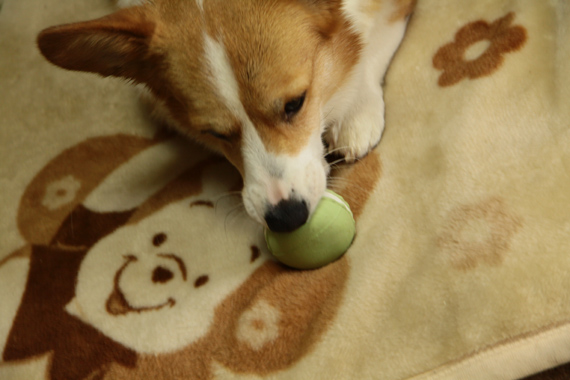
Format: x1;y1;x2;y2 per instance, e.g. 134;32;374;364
265;190;356;269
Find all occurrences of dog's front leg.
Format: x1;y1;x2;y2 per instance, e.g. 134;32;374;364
325;81;386;163
324;6;411;163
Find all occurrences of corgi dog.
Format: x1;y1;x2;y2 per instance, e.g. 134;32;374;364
37;0;414;232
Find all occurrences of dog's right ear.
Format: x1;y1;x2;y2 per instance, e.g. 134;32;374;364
37;7;157;83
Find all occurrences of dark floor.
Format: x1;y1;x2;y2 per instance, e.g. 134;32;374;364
521;362;570;380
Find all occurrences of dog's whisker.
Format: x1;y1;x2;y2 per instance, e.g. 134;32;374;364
324;146;349;157
328;176;368;190
327;179;357;189
214;191;242;206
224;202;245;217
327;176;360;186
321;107;337;126
328;175;353;182
327;157;348;167
224;203;247;234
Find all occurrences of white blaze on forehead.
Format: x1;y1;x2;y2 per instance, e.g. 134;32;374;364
196;0;204;12
202;32;248;122
201;32;327;224
202;32;273;179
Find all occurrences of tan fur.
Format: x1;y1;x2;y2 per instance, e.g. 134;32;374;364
390;0;416;22
36;0;412;228
159;0;362;158
203;0;325;156
363;0;383;16
37;0;362;167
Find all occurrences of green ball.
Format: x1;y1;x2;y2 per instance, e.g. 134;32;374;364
264;190;356;269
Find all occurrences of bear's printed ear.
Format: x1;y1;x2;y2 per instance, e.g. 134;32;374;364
209;259;349;375
17;134;155;245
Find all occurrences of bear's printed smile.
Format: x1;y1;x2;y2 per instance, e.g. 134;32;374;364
106;255;177;316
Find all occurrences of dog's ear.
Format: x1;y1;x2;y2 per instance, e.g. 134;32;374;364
37;7;158;83
299;0;342;37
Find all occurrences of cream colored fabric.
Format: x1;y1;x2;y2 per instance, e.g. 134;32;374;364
1;0;569;379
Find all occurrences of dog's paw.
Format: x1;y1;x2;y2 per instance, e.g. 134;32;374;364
325;90;385;164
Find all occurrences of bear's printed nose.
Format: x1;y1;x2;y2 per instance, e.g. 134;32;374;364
152;266;174;283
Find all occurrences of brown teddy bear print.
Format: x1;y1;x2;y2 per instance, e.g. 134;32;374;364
0;133;385;380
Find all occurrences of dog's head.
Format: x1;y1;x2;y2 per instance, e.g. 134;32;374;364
37;0;361;231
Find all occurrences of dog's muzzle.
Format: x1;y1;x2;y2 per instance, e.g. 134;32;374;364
264;198;309;233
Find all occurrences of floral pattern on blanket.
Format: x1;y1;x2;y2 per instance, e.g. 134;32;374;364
433;12;527;87
438;197;523;271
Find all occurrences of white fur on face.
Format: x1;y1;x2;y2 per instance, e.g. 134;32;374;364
202;33;245;120
202;32;328;225
195;0;204;12
240;119;329;225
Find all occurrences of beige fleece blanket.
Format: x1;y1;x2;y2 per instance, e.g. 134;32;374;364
1;0;569;379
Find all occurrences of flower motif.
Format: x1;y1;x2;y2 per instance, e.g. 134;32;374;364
433;12;527;87
235;299;281;351
438;197;523;270
42;175;82;210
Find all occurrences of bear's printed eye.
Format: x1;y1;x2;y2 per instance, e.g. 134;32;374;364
153;233;167;247
194;275;209;288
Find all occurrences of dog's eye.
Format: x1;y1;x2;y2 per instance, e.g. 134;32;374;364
202;130;232;142
284;93;306;119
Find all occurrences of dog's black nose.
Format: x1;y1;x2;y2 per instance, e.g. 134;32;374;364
264;199;309;233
